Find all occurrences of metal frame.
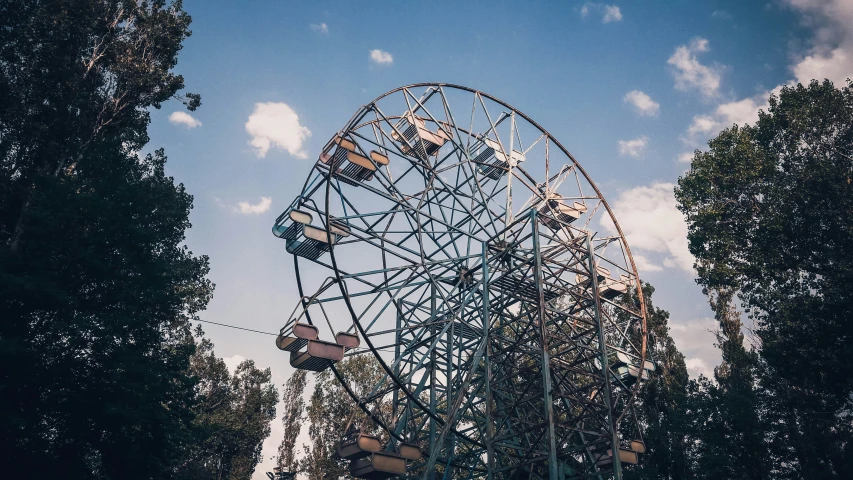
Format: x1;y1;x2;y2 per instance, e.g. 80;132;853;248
272;84;650;479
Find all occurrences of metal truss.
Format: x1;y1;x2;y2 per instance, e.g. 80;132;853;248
272;84;650;480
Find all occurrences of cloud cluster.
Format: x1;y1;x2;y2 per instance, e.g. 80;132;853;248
787;0;853;86
245;102;311;159
618;136;649;158
310;23;328;34
676;1;853;162
623;90;660;116
222;354;246;374
668;317;720;378
235;197;272;215
369;49;393;65
601;183;694;273
667;37;723;99
168;111;201;128
580;3;622;23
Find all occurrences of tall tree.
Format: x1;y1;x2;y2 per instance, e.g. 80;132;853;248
676;79;853;477
300;355;389;480
277;369;308;474
179;335;279;480
622;283;692;480
0;0;200;250
0;1;210;478
688;288;770;480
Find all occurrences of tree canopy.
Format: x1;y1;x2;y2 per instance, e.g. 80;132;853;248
676;79;853;478
1;1;275;478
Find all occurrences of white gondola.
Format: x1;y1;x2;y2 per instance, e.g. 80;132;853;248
575;265;611;288
349;451;407;479
600;278;628;300
269;467;295;480
318;137;391;186
473;137;525;180
335;331;360;349
274;207;350;260
392;113;451;159
273;209;313;240
275;322;319;352
615;364;650;386
606;349;655;372
606;350;633;367
290;339;345;372
286;225;336;260
337;431;382;460
538;193;587;230
577;269;629;301
595;448;639;467
629;440;647;454
398;443;422;461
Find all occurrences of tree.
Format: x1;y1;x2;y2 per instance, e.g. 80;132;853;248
0;145;213;478
0;0;200;251
179;334;279;480
277;369;308;474
300;355;389;480
688;289;770;480
622;283;692;480
0;1;211;478
676;79;853;477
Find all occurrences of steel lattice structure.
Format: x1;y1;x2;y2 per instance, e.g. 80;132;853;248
272;84;651;480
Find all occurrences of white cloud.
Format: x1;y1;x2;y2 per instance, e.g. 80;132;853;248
668;317;720;378
623;90;660;116
235;197;272;215
168;111;201;128
685;357;713;378
617;136;649;158
712;10;732;20
369;49;393;65
786;0;853;85
223;354;246;374
677;152;695;163
602;5;622;23
632;254;663;272
678;1;853;159
601;183;694;273
667;37;723;99
681;86;781;150
580;3;622;23
310;22;328;34
245;102;311;159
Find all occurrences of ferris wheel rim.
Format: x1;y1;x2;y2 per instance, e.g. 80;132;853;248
285;83;652;474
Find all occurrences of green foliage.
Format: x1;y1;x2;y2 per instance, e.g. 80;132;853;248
0;0;198;188
688;289;770;480
299;355;388;480
623;283;692;480
179;335;279;480
0;141;213;478
676;79;853;478
277;369;308;473
0;1;279;479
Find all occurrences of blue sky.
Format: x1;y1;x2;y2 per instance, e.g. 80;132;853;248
144;1;853;476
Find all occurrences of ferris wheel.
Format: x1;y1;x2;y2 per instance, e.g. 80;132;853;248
272;84;651;480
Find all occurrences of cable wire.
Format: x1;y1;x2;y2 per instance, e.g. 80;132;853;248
194;319;278;336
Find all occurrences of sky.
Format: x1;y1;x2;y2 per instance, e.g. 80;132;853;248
144;1;853;477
